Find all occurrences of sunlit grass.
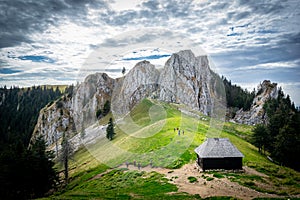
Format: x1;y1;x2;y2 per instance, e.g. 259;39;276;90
49;98;300;199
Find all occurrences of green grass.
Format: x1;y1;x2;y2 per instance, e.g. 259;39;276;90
74;99;206;169
47;98;300;199
49;169;201;199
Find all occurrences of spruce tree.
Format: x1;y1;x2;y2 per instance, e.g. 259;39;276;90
103;100;110;116
106;118;115;140
122;67;126;76
59;130;74;184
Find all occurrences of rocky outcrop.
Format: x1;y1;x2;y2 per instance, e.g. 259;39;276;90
158;50;214;115
32;73;115;152
112;60;160;117
31;50;224;152
232;80;278;125
32;95;74;155
72;73;115;131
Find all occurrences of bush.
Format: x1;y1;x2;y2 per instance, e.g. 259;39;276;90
213;173;224;178
188;176;198;183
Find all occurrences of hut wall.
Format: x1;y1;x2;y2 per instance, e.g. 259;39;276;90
201;157;243;170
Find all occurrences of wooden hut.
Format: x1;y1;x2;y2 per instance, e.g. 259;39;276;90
194;138;244;171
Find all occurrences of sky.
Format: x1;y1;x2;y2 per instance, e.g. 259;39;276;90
0;0;299;105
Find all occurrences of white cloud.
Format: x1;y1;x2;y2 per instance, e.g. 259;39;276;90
237;60;300;71
1;0;299;104
109;0;142;12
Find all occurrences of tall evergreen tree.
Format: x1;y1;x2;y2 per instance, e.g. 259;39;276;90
252;124;269;154
103;100;111;116
59;131;74;184
106;118;115;140
0;137;58;199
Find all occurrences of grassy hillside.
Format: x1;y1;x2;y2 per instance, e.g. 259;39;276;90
47;99;300;199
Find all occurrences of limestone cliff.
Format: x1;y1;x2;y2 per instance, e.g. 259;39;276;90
32;95;74;155
72;73;115;130
158;50;215;115
31;50;224;151
232;80;278;125
112;60;160;117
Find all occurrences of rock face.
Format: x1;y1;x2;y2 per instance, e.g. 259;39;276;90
112;60;160;116
31;50;224;151
32;95;74;154
158;50;214;115
233;80;278;125
72;73;115;131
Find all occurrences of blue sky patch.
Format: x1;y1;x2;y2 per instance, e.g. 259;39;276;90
122;54;171;61
0;68;22;74
18;55;55;63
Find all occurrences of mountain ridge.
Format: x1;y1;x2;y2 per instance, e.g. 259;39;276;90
31;50;277;151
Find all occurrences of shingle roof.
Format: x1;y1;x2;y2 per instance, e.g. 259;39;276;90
194;138;244;158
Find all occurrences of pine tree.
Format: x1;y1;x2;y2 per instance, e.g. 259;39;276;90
0;137;58;199
252;124;269;154
106;118;115;140
103;100;110;116
59;131;74;184
122;67;126;76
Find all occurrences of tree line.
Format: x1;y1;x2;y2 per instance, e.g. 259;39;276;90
252;88;300;171
0;85;74;199
0;136;58;199
222;76;255;111
0;85;65;145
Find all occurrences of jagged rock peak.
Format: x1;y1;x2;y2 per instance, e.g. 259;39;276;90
174;50;196;62
111;60;160;116
158;49;215;115
256;80;278;99
233;80;278;125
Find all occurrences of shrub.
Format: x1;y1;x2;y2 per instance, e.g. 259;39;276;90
188;176;198;183
213;173;225;179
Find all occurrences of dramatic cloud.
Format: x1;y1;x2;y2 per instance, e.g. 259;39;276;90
0;0;299;104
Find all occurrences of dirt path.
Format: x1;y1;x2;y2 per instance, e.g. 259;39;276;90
115;163;282;200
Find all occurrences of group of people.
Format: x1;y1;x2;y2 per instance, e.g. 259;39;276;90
174;127;184;136
125;160;153;170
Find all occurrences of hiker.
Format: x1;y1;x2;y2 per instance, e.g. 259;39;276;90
178;130;180;136
138;163;141;170
126;161;129;168
182;130;184;135
133;160;136;166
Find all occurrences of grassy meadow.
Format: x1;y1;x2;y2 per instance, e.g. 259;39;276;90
47;99;300;199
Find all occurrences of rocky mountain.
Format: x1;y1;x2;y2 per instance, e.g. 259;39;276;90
30;50;231;151
232;80;278;125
